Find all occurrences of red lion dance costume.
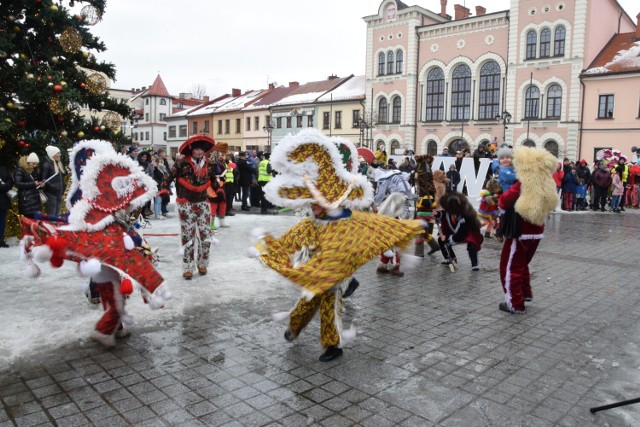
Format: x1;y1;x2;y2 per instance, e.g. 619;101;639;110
20;145;171;347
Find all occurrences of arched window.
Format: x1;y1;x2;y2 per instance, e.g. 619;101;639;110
386;51;394;75
159;98;167;106
395;50;403;74
427;140;438;156
376;140;386;151
425;68;445;121
546;84;562;119
525;86;540;119
554;26;566;56
391;140;401;155
378;98;388;124
478;61;501;120
526;30;537;59
522;139;536;147
451;64;471;121
544;140;559;157
391;96;401;123
540;28;551;58
449;139;470;155
378;52;385;76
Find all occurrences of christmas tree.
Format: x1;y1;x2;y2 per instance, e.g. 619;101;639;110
0;0;131;167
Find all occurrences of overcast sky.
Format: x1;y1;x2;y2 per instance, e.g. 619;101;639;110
88;0;640;98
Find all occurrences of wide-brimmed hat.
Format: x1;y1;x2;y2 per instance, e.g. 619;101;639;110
179;135;216;156
213;142;229;153
263;129;373;211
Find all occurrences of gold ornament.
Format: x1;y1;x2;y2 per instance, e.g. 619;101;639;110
102;112;121;130
80;5;103;25
60;28;82;54
85;73;107;95
77;131;85;138
49;97;66;115
0;138;5;149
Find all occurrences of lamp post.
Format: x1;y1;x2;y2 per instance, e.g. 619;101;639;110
262;122;274;153
495;110;512;143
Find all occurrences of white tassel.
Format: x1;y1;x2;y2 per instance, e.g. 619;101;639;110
121;314;134;325
327;207;343;217
123;233;135;250
33;245;53;263
342;325;357;341
246;246;261;258
177;240;191;255
383;249;394;258
78;258;102;277
159;289;172;301
19;237;32;261
211;236;220;245
25;259;41;278
400;253;422;271
149;295;165;310
271;311;291;322
250;227;266;241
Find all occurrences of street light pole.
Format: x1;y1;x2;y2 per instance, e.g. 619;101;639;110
262;122;274;153
495;110;512;143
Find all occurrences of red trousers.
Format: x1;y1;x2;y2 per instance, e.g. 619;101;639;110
499;237;541;312
95;282;122;335
380;251;400;266
209;188;226;218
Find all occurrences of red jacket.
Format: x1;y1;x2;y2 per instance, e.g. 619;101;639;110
499;181;544;235
552;169;564;187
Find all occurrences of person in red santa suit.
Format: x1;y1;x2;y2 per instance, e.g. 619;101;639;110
495;147;558;314
206;142;230;229
160;135;219;280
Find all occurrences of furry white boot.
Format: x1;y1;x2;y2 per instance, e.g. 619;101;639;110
90;330;116;348
220;217;230;227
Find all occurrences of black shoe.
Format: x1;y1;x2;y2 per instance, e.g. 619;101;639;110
471;265;480;271
441;259;456;265
620;207;625;211
319;346;343;362
601;208;606;212
499;302;525;314
241;206;250;211
284;329;295;342
524;297;533;302
342;278;359;298
0;241;8;248
226;212;235;216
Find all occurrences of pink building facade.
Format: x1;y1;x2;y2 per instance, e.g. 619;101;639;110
364;0;637;159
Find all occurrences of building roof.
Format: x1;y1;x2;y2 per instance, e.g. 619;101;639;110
166;103;207;120
275;76;351;107
316;75;365;103
215;90;265;112
145;74;171;97
243;85;299;110
583;32;640;76
188;95;234;117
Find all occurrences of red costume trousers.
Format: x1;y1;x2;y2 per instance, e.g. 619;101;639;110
499;237;541;312
95;282;122;335
209;188;226;218
380;252;400;267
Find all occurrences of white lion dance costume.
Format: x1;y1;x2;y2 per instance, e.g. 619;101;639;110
250;129;424;362
20;141;171;347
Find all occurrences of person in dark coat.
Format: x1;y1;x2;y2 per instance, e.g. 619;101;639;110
235;151;255;211
41;145;68;216
591;161;612;212
15;153;44;219
0;164;14;247
446;165;461;192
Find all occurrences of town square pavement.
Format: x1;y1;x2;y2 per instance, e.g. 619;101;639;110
1;211;639;426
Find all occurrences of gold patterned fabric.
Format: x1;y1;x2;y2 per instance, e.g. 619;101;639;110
289;288;342;347
260;210;424;294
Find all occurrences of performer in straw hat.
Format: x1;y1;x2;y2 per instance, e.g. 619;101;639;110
250;129;425;362
160;135;219;280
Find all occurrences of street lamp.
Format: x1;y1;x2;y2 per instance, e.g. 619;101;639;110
262;121;274;152
495;110;512;142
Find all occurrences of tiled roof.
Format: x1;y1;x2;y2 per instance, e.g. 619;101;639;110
583;32;640;76
316;75;365;103
145;74;171;97
243;85;299;110
275;76;351;106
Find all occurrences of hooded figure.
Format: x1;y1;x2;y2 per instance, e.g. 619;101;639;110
496;147;557;314
14;154;43;218
251;129;424;362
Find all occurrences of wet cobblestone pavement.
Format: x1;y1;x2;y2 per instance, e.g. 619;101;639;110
1;212;640;426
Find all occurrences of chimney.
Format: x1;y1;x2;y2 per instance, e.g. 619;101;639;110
328;74;338;80
476;6;486;16
131;87;135;93
202;96;209;103
636;13;640;40
454;4;471;20
142;86;147;90
268;83;275;90
231;88;241;96
440;0;447;18
288;82;299;88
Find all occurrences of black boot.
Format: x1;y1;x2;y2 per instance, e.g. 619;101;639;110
319;346;343;362
342;278;359;298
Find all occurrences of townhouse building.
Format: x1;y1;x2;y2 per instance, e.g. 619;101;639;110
364;0;637;160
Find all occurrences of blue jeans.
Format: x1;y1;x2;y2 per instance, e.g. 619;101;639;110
154;196;162;217
611;195;621;210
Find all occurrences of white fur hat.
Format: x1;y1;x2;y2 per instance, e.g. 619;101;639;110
26;153;39;163
45;145;61;158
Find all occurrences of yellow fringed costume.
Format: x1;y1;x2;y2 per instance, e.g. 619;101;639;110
252;129;424;362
